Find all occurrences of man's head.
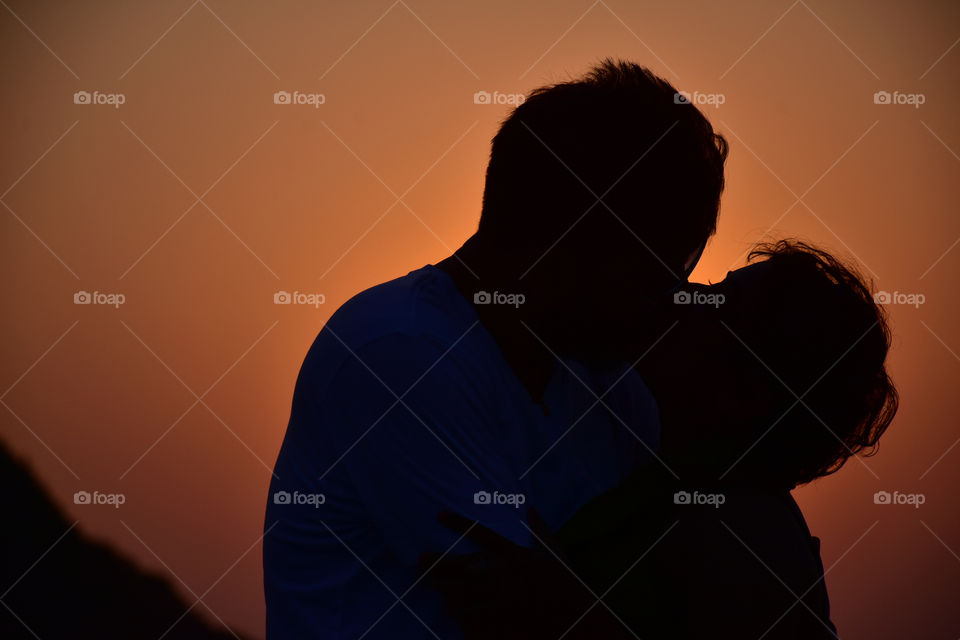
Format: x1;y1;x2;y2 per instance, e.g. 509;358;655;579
640;240;898;488
472;59;728;362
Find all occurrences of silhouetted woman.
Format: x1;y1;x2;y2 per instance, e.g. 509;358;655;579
424;240;898;639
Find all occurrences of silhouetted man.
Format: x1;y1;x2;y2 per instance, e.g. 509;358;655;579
264;59;727;639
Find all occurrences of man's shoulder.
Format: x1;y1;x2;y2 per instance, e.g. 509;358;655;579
327;265;451;341
298;265;485;387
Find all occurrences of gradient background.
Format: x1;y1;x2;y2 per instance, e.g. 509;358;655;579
2;0;958;638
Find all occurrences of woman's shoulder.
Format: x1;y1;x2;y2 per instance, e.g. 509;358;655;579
663;487;819;581
660;486;836;638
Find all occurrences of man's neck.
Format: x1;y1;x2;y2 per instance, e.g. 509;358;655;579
435;238;556;410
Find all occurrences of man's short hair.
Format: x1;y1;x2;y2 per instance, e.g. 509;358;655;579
479;59;728;279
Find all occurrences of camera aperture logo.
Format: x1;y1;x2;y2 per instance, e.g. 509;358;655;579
873;290;924;308
74;290;126;308
274;290;326;308
473;90;525;106
873;490;924;509
673;490;725;508
473;490;526;508
273;90;326;109
674;90;725;108
73;90;126;108
873;90;925;108
74;490;126;509
273;490;326;508
673;290;725;308
473;290;525;308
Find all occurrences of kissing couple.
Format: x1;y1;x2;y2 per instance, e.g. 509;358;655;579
265;59;897;640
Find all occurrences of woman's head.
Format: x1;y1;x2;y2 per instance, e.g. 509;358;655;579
639;239;898;488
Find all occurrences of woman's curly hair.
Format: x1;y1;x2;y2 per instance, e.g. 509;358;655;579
722;239;899;486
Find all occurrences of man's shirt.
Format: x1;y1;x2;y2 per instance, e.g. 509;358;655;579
264;264;660;639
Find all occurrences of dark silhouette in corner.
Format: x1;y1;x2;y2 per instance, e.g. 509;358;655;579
1;441;251;640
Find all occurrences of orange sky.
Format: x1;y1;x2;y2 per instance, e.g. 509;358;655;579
2;1;959;637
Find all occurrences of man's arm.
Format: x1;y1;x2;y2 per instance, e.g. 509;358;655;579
265;329;532;638
327;332;534;560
